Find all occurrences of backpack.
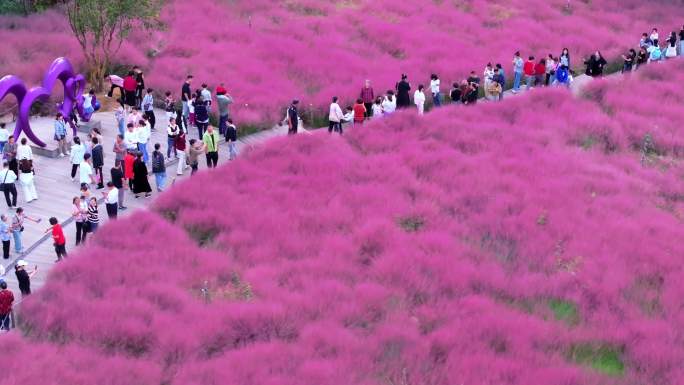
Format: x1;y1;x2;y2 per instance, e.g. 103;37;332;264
651;47;662;60
556;67;569;83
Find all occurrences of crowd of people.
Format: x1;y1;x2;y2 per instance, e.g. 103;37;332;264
322;24;684;134
1;24;683;331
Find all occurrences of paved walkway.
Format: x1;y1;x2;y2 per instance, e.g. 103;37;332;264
0;108;301;298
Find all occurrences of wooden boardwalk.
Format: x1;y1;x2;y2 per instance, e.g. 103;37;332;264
0;108;297;299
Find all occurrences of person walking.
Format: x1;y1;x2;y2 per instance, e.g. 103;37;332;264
167;117;179;159
187;139;205;175
216;88;234;136
71;196;88;245
114;105;125;136
352;99;366;125
122;71;137;110
124;150;135;191
382;92;396;115
134;66;145;109
360;80;375;117
181;75;193;128
14;260;37;297
413;86;426;115
110;161;126;210
91;137;104;189
164;91;177;125
203;125;220;168
103;182;119;219
372;97;384;117
584;51;607;77
151;143;166;192
395;74;411;109
430;74;441;108
79;153;96;188
86;197;99;233
0;123;8;153
0;215;11;260
142;88;156;131
132;152;152;198
3;136;18;177
11;208;40;255
194;96;210;138
512;51;524;93
113;134;126;166
328;96;343;134
226;119;238;160
0;161;17;209
54;113;69;157
69;136;85;181
622;49;636;73
17;157;37;204
137;118;151;164
0;280;13;331
175;129;187;175
665;31;678;59
494;65;506;100
534;58;546;86
287;100;299;135
524;56;536;89
46;217;67;262
200;84;212;114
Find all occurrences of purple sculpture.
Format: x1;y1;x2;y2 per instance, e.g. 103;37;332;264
0;57;93;147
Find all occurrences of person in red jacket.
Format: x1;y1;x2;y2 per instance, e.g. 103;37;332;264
46;217;67;262
353;99;366;125
0;280;13;331
122;70;137;109
523;56;536;89
534;58;546;87
124;150;136;190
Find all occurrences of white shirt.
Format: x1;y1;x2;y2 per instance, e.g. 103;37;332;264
124;129;139;148
106;187;118;204
201;89;212;105
167;123;179;136
382;97;396;114
413;90;425;106
0;128;9;142
328;102;343;122
484;67;494;82
17;144;33;160
430;79;440;94
83;94;93;109
137;123;151;144
372;103;383;117
0;169;17;184
79;161;93;184
127;112;142;126
650;32;659;41
70;143;85;164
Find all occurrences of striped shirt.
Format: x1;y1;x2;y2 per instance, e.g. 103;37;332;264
87;204;99;224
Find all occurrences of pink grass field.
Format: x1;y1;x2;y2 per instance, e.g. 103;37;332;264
0;0;682;124
2;59;684;384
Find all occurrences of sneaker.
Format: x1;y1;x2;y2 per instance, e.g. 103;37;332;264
58;153;65;157
144;193;152;198
71;177;75;182
66;151;70;155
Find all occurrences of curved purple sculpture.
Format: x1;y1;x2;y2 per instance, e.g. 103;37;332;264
0;57;92;147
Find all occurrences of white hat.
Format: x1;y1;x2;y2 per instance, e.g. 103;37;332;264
16;260;28;267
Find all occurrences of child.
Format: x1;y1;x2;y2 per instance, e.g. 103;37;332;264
0;123;9;153
226;118;238;160
353;99;366;125
341;106;354;133
372;97;383;118
83;89;95;115
114;106;125;136
45;217;67;262
413;85;426;114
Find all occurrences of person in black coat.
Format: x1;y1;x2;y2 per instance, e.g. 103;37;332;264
132;152;152;198
584;51;607;77
91;137;104;189
395;74;411;109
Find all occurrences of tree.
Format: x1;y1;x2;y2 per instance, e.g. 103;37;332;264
66;0;161;91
